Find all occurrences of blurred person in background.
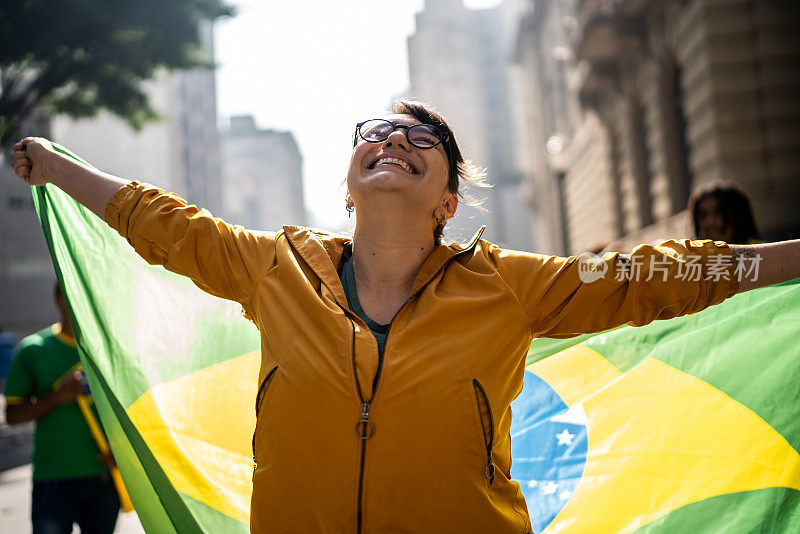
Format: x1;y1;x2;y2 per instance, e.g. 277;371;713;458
8;100;800;533
689;180;762;244
4;284;119;534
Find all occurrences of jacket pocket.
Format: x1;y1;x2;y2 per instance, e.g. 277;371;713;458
472;378;495;485
253;364;279;460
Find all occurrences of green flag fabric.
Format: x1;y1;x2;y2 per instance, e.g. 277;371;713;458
33;145;799;532
33;147;259;533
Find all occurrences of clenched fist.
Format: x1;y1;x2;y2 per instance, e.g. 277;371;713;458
10;137;57;186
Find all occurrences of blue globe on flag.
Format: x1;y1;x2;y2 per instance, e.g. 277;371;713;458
510;370;588;533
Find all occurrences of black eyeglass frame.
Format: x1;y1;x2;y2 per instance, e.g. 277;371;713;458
352;119;449;150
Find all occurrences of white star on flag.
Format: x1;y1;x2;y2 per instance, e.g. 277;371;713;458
541;481;558;495
558;490;572;501
527;480;538;488
555;428;575;446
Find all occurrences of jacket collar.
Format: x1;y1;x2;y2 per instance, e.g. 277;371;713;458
410;226;485;294
282;225;350;306
282;225;486;305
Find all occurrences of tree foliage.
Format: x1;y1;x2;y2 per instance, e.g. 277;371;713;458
0;0;234;148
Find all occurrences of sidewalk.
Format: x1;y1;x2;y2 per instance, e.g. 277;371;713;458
0;420;33;472
0;464;145;533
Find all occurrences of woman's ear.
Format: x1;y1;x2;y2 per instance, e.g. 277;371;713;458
442;193;458;220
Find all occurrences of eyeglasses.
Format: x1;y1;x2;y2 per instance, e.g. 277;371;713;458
353;119;448;150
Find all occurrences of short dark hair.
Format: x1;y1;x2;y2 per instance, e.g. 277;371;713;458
392;100;489;244
688;180;761;243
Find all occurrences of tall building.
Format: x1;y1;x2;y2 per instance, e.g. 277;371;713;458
220;115;305;230
0;22;221;336
407;0;533;250
514;0;581;255
0;112;60;335
515;0;800;254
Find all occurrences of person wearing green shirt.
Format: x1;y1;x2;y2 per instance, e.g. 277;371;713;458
4;284;119;534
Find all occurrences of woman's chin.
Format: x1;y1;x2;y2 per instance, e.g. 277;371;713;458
362;170;417;191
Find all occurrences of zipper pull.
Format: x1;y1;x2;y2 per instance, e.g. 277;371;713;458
356;401;375;439
485;450;495;484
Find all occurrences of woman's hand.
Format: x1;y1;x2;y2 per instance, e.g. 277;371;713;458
8;136;129;219
10;137;57;186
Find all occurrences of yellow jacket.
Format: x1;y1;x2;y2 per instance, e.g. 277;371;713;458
105;182;738;534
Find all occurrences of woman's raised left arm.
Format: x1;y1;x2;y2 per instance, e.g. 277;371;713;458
493;237;798;339
729;240;800;292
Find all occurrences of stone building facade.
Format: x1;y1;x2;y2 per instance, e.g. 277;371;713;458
515;0;800;254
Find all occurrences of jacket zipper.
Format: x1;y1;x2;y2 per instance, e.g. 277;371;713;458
350;319;371;534
348;241;483;533
472;379;495;485
252;364;279;464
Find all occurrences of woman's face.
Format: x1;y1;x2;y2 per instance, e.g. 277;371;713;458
346;114;453;222
696;196;734;242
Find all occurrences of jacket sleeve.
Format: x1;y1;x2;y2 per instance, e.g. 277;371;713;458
104;181;278;308
491;239;739;338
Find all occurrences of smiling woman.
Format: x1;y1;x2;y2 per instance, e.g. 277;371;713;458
346;101;488;247
9;99;800;534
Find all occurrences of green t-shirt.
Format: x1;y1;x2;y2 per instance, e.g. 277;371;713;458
339;253;391;356
3;325;106;481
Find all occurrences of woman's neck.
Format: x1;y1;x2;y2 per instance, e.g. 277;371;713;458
350;216;436;322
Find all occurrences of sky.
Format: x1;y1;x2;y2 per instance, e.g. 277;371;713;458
214;0;502;230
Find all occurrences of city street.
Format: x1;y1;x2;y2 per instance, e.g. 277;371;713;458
0;464;146;533
0;433;146;534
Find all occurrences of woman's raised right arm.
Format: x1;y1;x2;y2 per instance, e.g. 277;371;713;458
10;136;279;309
10;137;129;218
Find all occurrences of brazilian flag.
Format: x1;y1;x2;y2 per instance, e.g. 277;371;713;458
511;280;800;532
34;146;799;532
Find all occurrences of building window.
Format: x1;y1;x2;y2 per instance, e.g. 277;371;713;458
608;125;625;239
660;57;693;215
555;171;570;254
630;100;653;227
7;195;34;210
